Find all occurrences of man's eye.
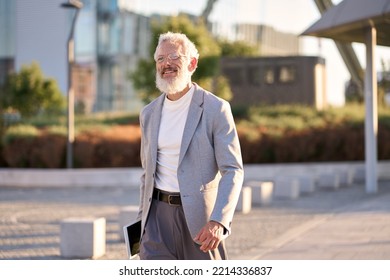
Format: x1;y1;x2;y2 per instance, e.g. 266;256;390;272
170;54;180;60
157;57;165;63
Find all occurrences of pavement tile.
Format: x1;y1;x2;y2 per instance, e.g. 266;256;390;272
0;180;389;260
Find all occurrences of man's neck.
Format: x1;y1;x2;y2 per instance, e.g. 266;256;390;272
167;82;192;101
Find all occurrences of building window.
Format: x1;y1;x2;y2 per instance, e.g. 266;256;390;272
264;67;274;84
224;67;245;85
248;66;261;86
279;65;296;83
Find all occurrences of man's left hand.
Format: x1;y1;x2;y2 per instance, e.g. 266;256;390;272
194;221;225;252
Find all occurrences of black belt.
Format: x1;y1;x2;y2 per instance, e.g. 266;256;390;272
153;188;182;206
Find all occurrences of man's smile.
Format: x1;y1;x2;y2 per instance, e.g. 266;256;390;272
162;67;178;76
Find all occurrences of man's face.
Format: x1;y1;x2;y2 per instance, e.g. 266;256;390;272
155;41;192;95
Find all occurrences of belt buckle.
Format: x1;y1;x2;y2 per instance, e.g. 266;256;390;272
167;194;179;206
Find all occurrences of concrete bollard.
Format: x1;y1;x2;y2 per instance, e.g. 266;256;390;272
352;166;365;184
119;206;138;241
296;175;316;194
317;173;340;190
273;177;300;199
60;217;106;259
245;181;273;205
337;169;354;187
236;186;252;214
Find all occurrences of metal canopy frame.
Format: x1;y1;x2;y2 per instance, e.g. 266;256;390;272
302;0;390;193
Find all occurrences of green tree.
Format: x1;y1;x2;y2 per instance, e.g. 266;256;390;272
198;75;233;101
129;58;157;104
0;62;65;118
218;39;259;57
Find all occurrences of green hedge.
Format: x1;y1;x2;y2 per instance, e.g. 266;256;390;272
1;104;390;168
0;124;141;168
1;123;390;168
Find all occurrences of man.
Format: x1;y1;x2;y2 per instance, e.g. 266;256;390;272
137;31;243;260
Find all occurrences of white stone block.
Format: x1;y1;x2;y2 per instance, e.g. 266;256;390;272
245;181;273;205
337;169;354;186
60;217;106;259
296;176;316;193
119;206;138;241
378;162;390;180
236;186;252;214
317;173;340;190
273;177;300;199
353;166;365;183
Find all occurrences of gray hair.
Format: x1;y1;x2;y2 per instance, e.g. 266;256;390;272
154;32;199;61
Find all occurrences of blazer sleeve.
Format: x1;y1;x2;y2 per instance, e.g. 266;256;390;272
209;100;244;233
137;110;146;221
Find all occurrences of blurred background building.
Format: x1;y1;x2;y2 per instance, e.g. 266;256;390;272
2;0;360;114
234;24;300;56
0;0;70;103
75;0;150;113
221;56;326;110
0;1;15;86
0;0;149;114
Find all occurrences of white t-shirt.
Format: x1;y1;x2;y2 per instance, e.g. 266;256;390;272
155;86;194;193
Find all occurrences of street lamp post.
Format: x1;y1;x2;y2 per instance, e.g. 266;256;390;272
61;0;83;169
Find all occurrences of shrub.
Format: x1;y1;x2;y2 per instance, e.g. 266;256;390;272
46;125;67;136
0;62;65;118
2;126;66;168
1;104;390;168
2;125;39;145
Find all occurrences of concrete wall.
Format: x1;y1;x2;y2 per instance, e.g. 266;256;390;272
0;161;389;189
0;168;143;188
221;56;327;110
15;0;69;94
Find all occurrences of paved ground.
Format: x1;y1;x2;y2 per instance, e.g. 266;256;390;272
0;179;389;260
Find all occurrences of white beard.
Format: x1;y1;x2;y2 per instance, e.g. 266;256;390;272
156;67;191;95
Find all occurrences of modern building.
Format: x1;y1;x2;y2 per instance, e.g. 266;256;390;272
234;24;301;56
0;0;319;113
221;56;327;110
0;0;150;114
75;0;150;112
0;0;15;86
1;0;72;96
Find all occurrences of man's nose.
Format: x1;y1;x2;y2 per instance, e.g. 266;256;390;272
163;58;172;66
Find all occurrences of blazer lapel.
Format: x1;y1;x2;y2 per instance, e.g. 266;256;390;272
150;94;165;171
178;86;204;166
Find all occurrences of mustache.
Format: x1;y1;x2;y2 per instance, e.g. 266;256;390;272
162;67;178;74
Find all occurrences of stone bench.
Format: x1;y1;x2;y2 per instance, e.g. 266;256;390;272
295;175;316;194
317;173;340;190
336;169;354;186
244;181;273;205
119;206;138;241
353;166;365;184
236;186;252;214
60;217;106;259
273;177;300;199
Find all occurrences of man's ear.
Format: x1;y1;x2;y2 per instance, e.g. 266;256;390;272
188;57;198;72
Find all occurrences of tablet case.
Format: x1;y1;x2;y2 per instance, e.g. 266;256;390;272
123;220;141;259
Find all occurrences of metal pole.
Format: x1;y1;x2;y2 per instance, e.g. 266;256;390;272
364;25;378;193
66;9;80;169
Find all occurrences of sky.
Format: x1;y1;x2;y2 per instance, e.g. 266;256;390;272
130;0;390;107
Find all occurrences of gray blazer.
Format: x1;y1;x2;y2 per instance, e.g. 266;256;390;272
137;83;244;240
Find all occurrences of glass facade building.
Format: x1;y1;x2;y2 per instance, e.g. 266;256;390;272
0;0;150;113
0;0;15;85
74;0;150;113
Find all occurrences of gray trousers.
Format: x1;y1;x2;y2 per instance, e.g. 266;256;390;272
139;198;227;260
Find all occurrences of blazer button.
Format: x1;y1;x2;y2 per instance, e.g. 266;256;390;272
149;197;152;202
